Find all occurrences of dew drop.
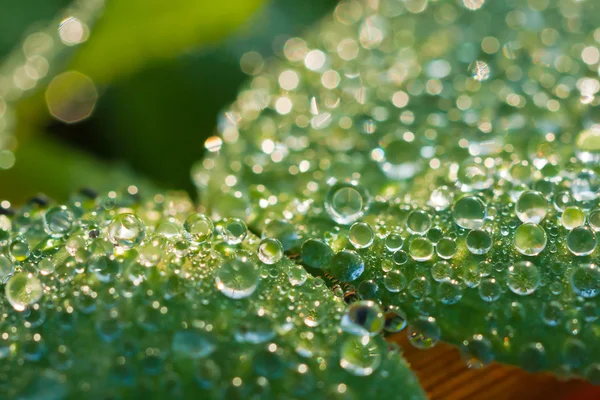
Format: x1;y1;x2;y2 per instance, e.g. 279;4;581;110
561;206;585;230
215;258;260;299
468;60;490;81
257;238;283;264
172;331;216;359
409;237;434;261
460;334;494;369
383;270;407;292
301;239;333;269
43;206;75;237
406;210;432;235
507;261;540;296
436;237;457;259
220;218;247;245
570;264;599;298
339;336;381;376
107;213;145;249
377;133;422;180
452;196;486;230
328;250;364;282
515;191;547;223
408;316;441;349
514;223;546;256
348;222;375;248
384;233;404;251
183;213;213;244
437;279;462;305
566;226;597;256
6;272;43;311
466;229;492;255
341;301;384;336
325;182;369;225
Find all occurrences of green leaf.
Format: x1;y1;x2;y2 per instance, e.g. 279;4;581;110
202;0;600;382
0;190;426;399
70;0;264;84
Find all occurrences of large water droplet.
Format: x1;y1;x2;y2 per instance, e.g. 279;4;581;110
301;239;333;269
515;191;547;223
566;226;597;256
183;213;213;244
570;264;599;298
341;301;384;336
6;272;43;311
325;182;369;225
408;316;441;349
107;213;145;249
328;250;364;282
215;258;260;299
514;223;546;256
452;196;486;230
257;238;283;264
507;261;540;295
339;336;382;376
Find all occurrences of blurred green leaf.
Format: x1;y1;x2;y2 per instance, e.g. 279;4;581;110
70;0;264;84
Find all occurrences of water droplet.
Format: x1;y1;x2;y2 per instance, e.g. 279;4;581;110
466;229;492;255
288;264;307;286
468;60;490;81
377;133;422;180
339;336;381;376
258;238;283;264
406;210;432;235
561;206;585;230
325;182;369;225
328;250;364;282
514;223;546;256
409;237;434;261
452;196;486;230
172;331;216;359
341;301;384;336
430;186;453;211
383;270;407;292
478;278;501;302
463;0;485;11
384;306;407;333
576;128;600;164
384;233;404;251
301;239;333;269
9;235;30;262
6;272;43;311
431;261;453;282
541;301;564;327
107;213;145;249
215;258;260;299
589;208;600;231
507;261;540;295
566;226;597;256
183;213;213;244
437;280;462;305
43;206;75;237
515;191;547;223
570;263;599;298
408;316;441;349
0;254;13;282
460;334;493;368
571;170;599;202
520;343;547;372
348;222;374;248
436;237;457;259
220;218;247;245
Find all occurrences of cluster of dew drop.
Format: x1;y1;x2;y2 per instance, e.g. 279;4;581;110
0;190;425;399
198;0;600;381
